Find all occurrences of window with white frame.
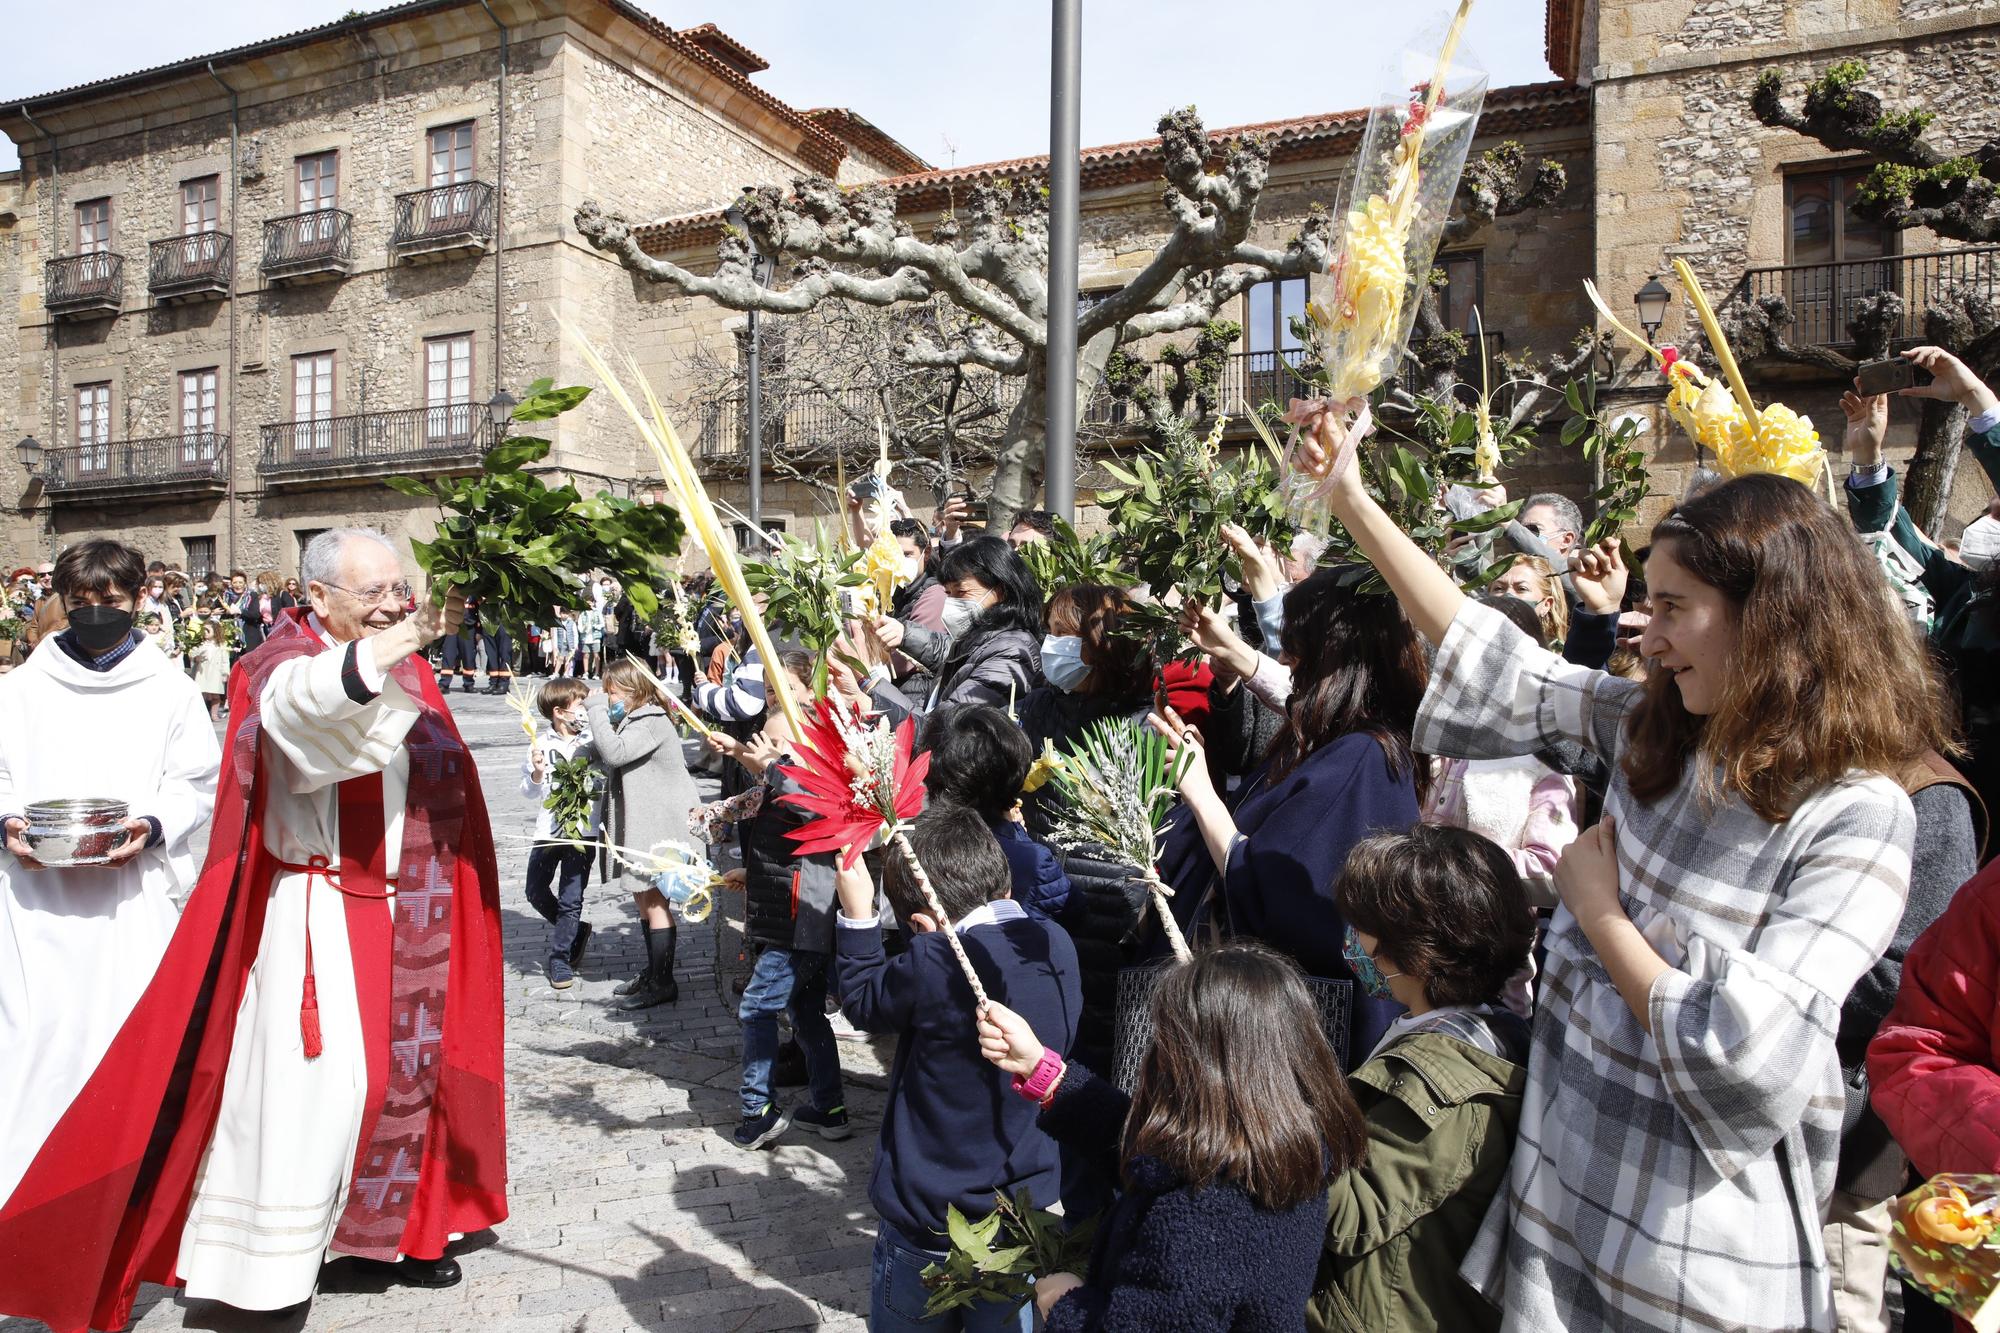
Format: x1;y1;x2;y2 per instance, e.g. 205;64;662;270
291;352;335;455
425;333;474;445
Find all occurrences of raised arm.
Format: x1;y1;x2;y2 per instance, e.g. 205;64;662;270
1304;427;1462;645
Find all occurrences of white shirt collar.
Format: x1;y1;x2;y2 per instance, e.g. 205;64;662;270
306;611;338;649
954;897;1025;934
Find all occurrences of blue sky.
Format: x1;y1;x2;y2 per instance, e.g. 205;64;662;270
1;0;1557;174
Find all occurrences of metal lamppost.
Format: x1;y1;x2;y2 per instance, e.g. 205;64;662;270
723;192;774;529
486;389;518;438
1044;0;1082;523
15;435;48;561
1635;276;1673;345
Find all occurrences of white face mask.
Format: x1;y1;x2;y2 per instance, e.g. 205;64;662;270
1962;515;2000;572
1039;634;1089;692
942;596;980;636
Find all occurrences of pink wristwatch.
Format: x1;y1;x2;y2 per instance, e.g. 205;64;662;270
1012;1049;1065;1103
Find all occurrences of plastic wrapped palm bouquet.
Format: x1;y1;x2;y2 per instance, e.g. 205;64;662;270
1282;0;1488;534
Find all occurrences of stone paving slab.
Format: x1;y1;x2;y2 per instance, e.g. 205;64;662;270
2;686;890;1333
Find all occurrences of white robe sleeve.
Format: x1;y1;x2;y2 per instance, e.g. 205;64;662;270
151;686;222;849
260;644;420;794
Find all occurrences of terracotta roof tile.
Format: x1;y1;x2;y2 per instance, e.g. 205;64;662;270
1547;0;1585;84
634;80;1589;254
678;22;770;76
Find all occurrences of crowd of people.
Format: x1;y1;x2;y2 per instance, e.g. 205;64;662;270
4;344;2000;1332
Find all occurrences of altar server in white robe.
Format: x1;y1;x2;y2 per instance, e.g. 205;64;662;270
0;537;220;1207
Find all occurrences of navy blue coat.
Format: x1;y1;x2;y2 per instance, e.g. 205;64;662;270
987;816;1074;921
1155;730;1420;1066
1041;1063;1326;1332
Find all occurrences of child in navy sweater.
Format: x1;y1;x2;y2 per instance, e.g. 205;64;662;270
922;704;1073;921
834;803;1082;1333
978;943;1367;1332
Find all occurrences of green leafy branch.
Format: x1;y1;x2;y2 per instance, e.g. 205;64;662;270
544;753;601;846
920;1192;1099;1317
390;379;685;632
1017;514;1130;591
1562;373;1653;546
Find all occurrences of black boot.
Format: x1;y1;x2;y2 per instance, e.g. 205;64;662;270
617;921;678;1009
613;920;653;996
486;677;510;695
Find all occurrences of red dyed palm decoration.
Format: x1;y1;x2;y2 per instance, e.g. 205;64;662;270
776;696;988;1006
778;696;929;869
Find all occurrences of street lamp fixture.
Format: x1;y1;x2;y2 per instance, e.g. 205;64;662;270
1634;276;1673;343
14;435;41;477
486;390;518;433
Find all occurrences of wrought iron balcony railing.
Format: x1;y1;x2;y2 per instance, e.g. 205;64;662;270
391;181;495;260
259;404;495;479
1738;247;2000;349
148;231;232;301
261;209;354;282
39;434;228;496
44;252;124;317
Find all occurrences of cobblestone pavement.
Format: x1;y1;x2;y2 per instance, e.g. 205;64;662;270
4;686;891;1333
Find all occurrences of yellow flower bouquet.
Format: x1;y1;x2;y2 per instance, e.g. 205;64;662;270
1286;0;1488;532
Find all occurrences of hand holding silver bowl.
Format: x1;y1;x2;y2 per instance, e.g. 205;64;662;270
17;798;133;868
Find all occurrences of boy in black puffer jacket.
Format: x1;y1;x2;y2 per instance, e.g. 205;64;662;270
692;652;848;1153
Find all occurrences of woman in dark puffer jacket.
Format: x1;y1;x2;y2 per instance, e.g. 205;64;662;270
863;536;1042;726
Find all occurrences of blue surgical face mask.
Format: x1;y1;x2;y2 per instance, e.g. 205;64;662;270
1039;634;1089;693
606;700;627;725
1341;925;1403;999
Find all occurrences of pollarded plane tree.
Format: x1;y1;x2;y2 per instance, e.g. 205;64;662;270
1745;60;2000;532
677;294;1018;507
577;107;1332;529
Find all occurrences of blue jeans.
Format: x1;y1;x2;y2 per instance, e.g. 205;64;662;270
524;841;593;965
738;947;843;1117
870;1225;1034;1332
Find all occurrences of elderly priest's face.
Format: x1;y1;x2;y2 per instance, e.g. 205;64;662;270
308;538;412;642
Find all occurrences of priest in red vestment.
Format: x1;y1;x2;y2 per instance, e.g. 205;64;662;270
0;527;506;1331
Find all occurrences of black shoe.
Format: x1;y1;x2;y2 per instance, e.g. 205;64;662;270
486;679;509;695
346;1255;463;1288
568;921;593;969
615;972;679;1010
731;1105;789;1150
791;1103;852;1141
772;1038;808;1089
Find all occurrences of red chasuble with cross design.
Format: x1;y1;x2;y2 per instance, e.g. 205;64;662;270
0;610;506;1333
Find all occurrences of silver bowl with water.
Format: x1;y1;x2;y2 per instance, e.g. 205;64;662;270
23;798;130;867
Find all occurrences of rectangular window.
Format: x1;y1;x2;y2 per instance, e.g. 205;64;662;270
424;334;475;445
1245;276;1309;408
295;529;327;572
291;351;336;455
75;198;111;255
1785;166;1900;344
180;368;219;465
427;122;475;188
182;536;216;582
181;176;220;235
296;152;338;212
75;382;111;473
1436;252;1485;335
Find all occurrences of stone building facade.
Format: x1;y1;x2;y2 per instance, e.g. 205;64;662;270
632;83;1600;526
0;0;924;576
8;0;1994;573
1558;0;2000;526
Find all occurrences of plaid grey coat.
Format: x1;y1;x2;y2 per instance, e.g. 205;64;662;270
1416;603;1913;1332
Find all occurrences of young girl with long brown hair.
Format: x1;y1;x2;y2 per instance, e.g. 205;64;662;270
977;941;1366;1332
1301;421;1945;1330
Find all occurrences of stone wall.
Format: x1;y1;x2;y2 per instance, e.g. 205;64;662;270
1592;0;2000;534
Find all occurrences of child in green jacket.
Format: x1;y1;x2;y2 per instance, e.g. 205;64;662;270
1308;824;1534;1333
